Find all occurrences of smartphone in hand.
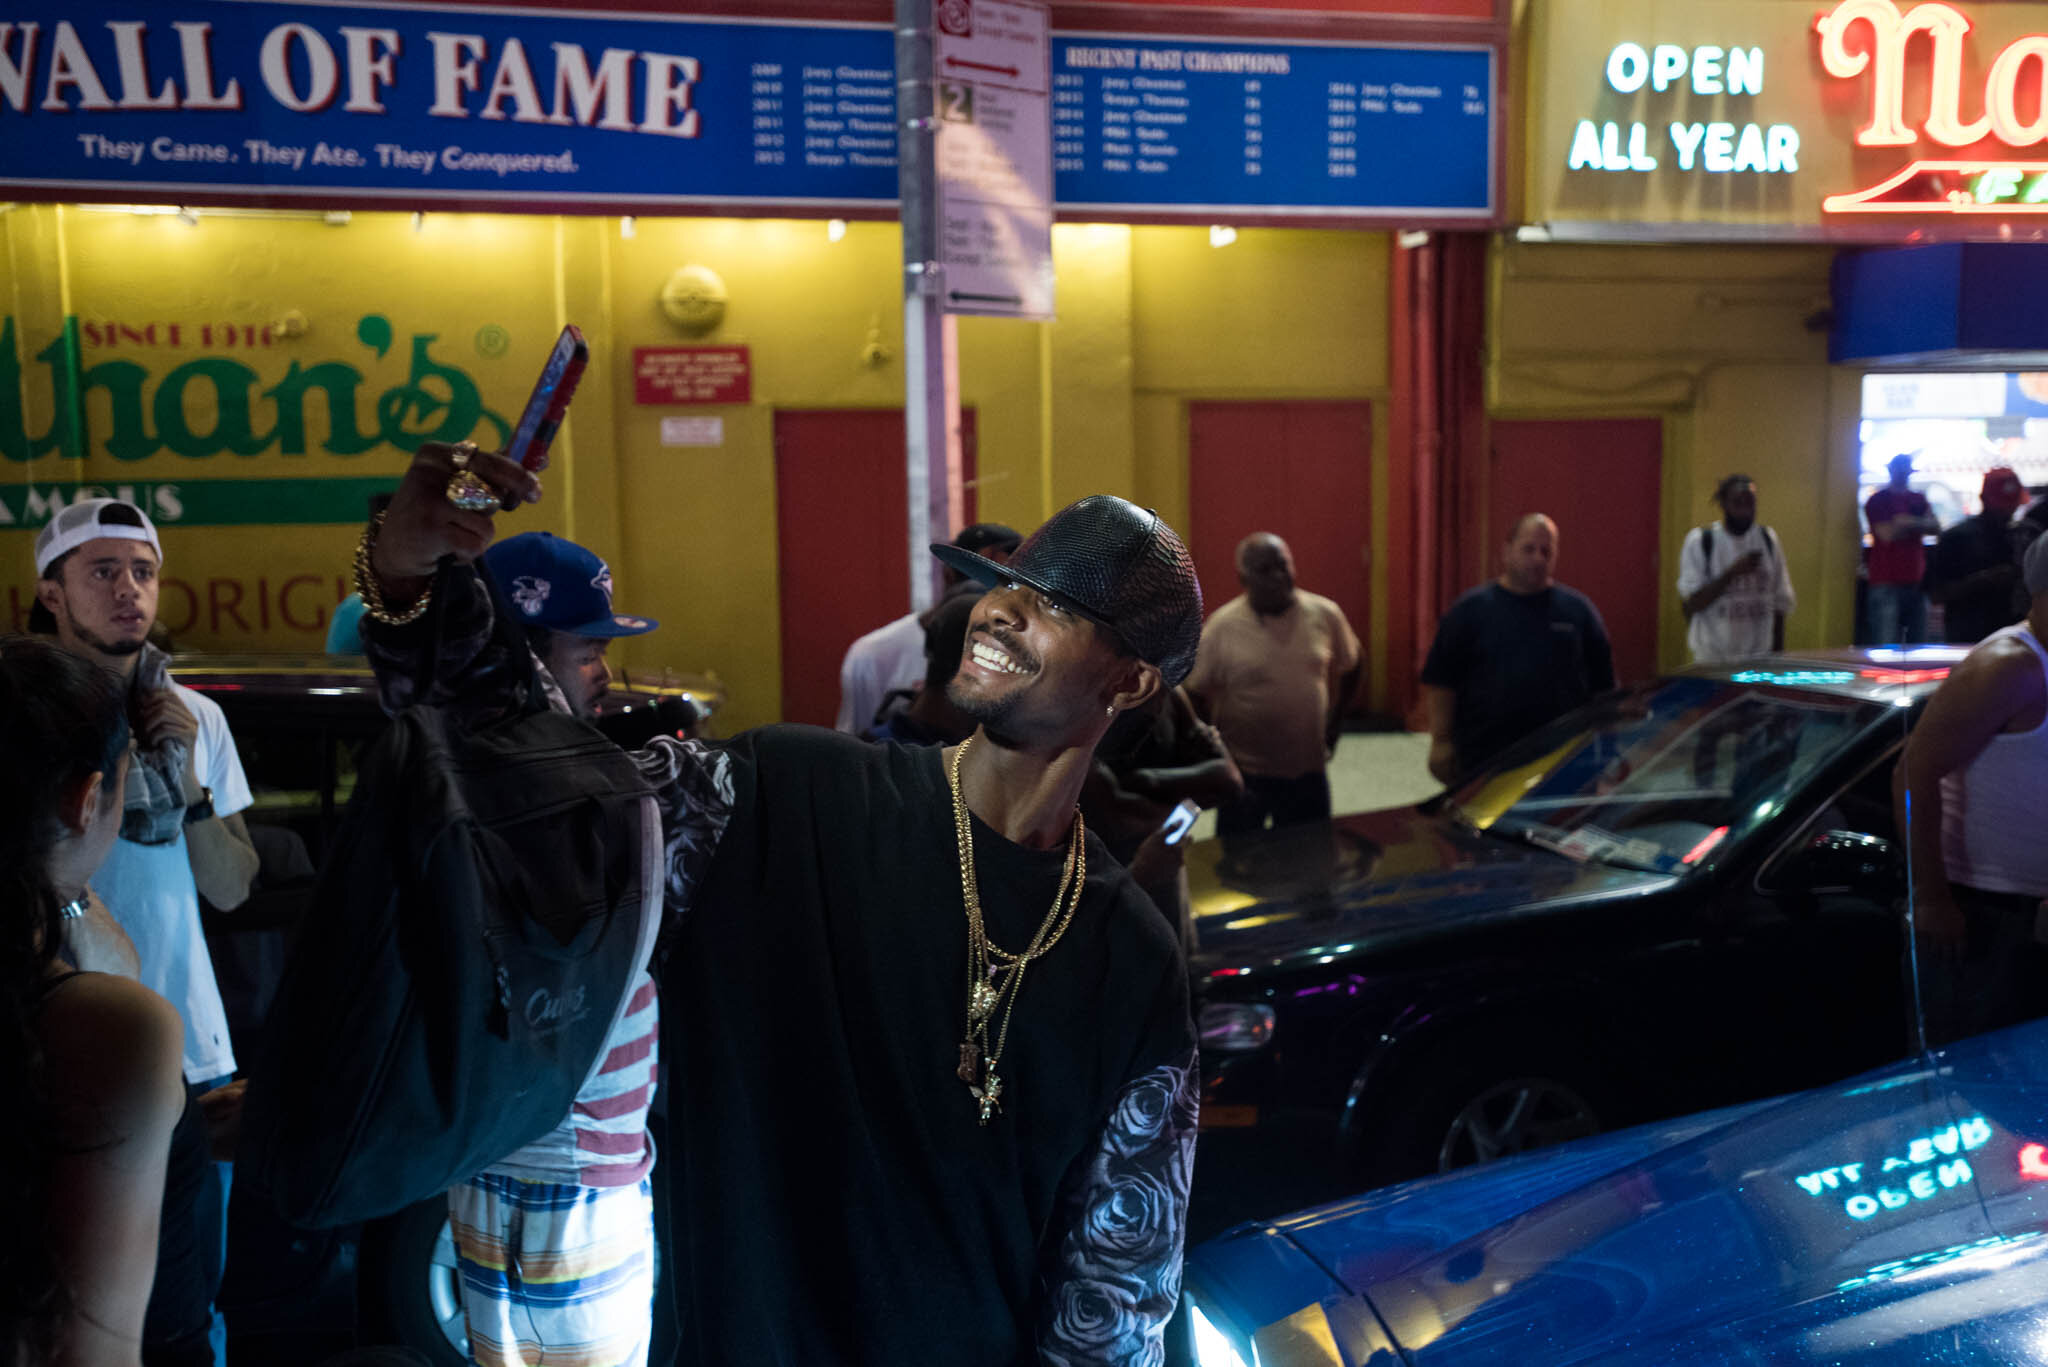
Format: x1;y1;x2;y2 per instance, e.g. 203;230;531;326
1161;798;1202;846
504;326;589;473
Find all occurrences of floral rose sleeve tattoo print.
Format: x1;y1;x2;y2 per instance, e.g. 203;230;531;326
1038;1046;1201;1367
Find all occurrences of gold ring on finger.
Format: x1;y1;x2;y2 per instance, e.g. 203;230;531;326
449;440;479;470
445;470;499;513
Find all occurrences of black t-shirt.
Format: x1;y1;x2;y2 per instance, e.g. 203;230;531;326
1929;515;2024;644
1420;583;1616;773
662;727;1194;1366
368;570;1199;1366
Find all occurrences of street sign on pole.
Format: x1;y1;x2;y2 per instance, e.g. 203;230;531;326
897;0;963;612
933;0;1055;320
937;0;1049;96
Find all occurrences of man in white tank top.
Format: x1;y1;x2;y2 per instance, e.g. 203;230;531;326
1895;534;2048;1044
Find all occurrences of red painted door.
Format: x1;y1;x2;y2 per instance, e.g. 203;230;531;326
1188;402;1372;705
1488;418;1662;684
773;410;977;727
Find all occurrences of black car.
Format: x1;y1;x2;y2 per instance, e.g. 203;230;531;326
174;654;718;1367
1187;649;1960;1238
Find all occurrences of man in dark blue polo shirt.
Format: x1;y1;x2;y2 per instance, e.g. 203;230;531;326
1421;513;1616;785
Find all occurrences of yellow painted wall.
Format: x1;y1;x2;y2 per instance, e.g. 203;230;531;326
598;217;1156;730
1488;238;1861;668
1;206;1393;728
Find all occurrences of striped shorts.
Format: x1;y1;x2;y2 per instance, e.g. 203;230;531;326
448;1172;655;1367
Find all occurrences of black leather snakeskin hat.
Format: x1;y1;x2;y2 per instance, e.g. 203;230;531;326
930;495;1203;686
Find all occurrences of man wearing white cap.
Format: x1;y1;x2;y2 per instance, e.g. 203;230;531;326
34;496;258;1366
1897;532;2048;1045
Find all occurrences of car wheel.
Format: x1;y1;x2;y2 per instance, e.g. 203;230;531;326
1433;1074;1604;1170
357;1197;470;1367
1358;1039;1617;1187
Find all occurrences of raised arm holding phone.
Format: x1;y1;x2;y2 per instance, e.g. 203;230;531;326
360;405;1202;1364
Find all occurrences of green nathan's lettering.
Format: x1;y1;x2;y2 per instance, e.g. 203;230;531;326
156;358;276;459
265;362;379;456
0;315;508;464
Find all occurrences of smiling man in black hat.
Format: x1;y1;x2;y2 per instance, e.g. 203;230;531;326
356;446;1201;1366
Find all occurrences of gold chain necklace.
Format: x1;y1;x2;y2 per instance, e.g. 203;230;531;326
947;734;1086;1125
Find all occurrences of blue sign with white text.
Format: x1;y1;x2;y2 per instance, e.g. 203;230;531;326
1049;36;1494;216
0;2;900;208
0;4;1493;218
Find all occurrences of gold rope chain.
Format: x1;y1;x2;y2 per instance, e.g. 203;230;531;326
949;734;1085;965
948;734;1087;1123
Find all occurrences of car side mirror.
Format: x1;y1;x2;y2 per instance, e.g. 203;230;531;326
597;694;707;748
1779;830;1902;898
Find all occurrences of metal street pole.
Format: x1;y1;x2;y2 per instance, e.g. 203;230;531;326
896;0;963;613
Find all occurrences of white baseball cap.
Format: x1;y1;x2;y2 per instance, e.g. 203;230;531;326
34;498;163;577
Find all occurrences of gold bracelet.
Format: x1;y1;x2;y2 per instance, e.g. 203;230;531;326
353;512;434;627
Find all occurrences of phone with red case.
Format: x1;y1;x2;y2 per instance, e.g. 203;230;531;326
504;325;589;473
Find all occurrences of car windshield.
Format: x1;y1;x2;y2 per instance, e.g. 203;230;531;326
1446;675;1892;874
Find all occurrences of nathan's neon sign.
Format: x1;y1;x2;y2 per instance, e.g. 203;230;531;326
1820;0;2048;214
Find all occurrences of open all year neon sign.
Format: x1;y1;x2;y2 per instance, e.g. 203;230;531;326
1821;0;2048;213
1565;42;1803;176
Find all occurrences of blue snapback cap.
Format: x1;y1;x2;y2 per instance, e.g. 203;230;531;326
482;531;657;638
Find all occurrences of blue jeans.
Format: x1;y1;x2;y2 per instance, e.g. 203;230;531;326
145;1083;224;1367
1868;582;1927;644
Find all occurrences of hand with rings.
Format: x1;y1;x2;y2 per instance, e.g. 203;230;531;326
444;441;501;513
368;440;542;588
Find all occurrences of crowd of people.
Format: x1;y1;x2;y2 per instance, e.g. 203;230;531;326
1865;456;2048;647
10;447;2048;1367
7;461;1213;1367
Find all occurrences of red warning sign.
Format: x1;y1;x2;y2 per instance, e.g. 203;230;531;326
633;346;751;405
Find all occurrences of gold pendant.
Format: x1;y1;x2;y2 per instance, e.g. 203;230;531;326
971;1068;1004;1125
956;1040;982;1085
968;978;1000;1024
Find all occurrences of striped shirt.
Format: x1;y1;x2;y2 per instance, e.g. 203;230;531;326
487;970;659;1188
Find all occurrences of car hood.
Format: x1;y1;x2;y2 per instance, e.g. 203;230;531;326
1189;1017;2048;1366
1184;808;1674;974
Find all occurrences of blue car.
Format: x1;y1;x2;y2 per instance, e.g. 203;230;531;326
1184;1015;2048;1365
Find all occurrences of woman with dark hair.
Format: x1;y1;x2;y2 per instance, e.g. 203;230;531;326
1;635;184;1367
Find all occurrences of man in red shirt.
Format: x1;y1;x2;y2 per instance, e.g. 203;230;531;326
1865;452;1940;644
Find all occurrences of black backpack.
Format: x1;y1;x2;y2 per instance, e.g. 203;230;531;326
1699;522;1780;571
238;670;660;1228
